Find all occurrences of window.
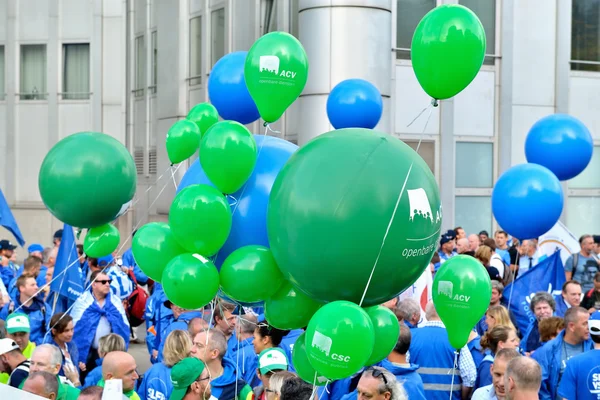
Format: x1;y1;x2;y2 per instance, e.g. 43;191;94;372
62;44;90;100
572;0;600;72
263;0;278;34
20;45;47;100
134;36;145;97
455;196;492;236
290;0;299;38
455;142;493;188
403;140;435;174
396;0;436;59
567;197;600;237
190;16;202;86
0;46;4;100
459;0;496;65
211;8;225;67
569;146;600;189
151;31;157;94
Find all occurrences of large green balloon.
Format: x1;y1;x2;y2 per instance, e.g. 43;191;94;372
411;4;486;100
364;306;400;366
292;333;328;386
305;301;375;380
38;132;136;228
83;224;120;258
244;32;308;123
268;128;441;306
131;222;186;282
162;253;220;310
187;103;219;137
166;120;201;164
432;255;492;349
200;121;257;194
169;184;232;256
264;282;322;330
220;245;284;303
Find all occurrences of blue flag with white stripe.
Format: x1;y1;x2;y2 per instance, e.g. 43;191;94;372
51;224;84;301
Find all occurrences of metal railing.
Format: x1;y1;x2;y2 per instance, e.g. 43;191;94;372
58;92;93;100
186;74;203;86
16;92;49;100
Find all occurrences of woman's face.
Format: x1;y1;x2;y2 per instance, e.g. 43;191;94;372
56;321;74;343
485;312;496;330
498;330;520;350
253;329;266;354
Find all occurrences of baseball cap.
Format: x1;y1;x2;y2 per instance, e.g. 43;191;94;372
98;255;115;267
53;229;63;240
0;338;20;355
589;311;600;336
6;313;30;334
440;230;455;246
0;240;17;251
258;347;289;375
27;244;44;254
170;357;207;400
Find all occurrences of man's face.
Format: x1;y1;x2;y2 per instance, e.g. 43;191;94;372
492;358;508;400
456;229;465;240
582;237;595;254
30;349;60;374
92;274;111;296
196;368;212;400
23;376;56;400
442;240;455;253
8;331;30;352
357;375;391;400
3;249;14;259
19;277;39;298
468;235;480;251
571;312;590;341
533;301;553;320
456;239;469;254
109;356;139;392
490;289;501;305
563;283;582;307
191;332;211;364
495;233;507;248
480;233;489;242
216;310;237;336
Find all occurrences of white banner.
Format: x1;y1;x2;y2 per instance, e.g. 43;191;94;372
538;221;581;265
399;266;433;326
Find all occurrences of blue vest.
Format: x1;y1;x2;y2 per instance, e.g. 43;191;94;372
409;326;462;400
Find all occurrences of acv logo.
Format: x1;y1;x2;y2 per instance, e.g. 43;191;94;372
438;280;470;302
259;55;297;79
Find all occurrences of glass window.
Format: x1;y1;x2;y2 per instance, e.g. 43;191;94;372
396;0;436;59
569;146;600;189
0;46;4;101
567;197;600;237
20;44;47;100
459;0;496;65
135;36;145;97
572;0;600;72
455;196;492;236
403;140;435;174
63;44;90;100
190;17;202;86
151;31;157;94
263;0;278;34
455;142;493;188
211;8;225;67
290;0;299;38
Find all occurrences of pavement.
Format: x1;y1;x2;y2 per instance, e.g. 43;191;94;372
129;325;152;374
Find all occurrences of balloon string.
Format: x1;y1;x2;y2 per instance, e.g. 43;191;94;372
406;98;438;128
129;164;173;210
449;351;459;400
507;255;519;314
170;165;178;189
309;372;319;400
357;103;435;307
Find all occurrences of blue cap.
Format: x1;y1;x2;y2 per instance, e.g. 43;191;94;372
27;244;44;254
98;255;114;267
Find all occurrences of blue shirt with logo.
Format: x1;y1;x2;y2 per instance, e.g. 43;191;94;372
557;349;600;400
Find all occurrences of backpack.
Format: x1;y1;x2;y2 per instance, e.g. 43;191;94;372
501;258;514;286
125;269;148;327
572;253;579;276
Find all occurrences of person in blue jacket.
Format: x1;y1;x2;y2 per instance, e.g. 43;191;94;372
156;300;203;363
475;326;520;390
532;306;594;400
230;313;259;388
121;232;148;286
522;292;556;354
11;254;47;295
0;275;51;345
82;333;126;388
280;329;303;372
144;283;173;364
340;367;408;400
44;312;81;377
137;329;192;400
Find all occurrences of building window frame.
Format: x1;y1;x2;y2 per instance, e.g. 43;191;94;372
0;44;5;101
60;42;91;101
19;43;48;101
396;133;440;186
210;7;226;68
133;35;145;98
571;0;600;72
188;14;203;87
150;31;157;95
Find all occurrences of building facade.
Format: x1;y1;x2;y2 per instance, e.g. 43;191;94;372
1;0;599;250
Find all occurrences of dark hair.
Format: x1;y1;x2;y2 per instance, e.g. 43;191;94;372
88;258;99;268
50;312;73;335
76;244;84;257
483;238;497;251
24;256;42;271
480;326;513;354
394;325;411;355
495;230;508;238
256;322;290;346
90;270;107;282
280;377;313;400
79;386;104;399
562;280;581;292
213;300;236;324
539;317;564;342
479;230;489;236
579;234;593;244
16;274;35;290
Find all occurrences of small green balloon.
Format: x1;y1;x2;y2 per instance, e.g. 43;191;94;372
364;305;400;366
220;245;284;304
83;224;120;258
187;103;219;137
162;253;220;310
244;31;309;123
131;222;186;282
432;255;492;349
169;184;232;256
305;301;375;380
200;121;257;194
411;4;486;100
292;333;328;386
264;282;322;330
166;119;201;164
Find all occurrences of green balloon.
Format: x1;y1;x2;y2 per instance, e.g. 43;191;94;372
131;222;186;281
268;128;441;306
364;306;400;366
169;184;232;256
292;333;328;386
200;121;257;194
432;255;492;349
264;282;322;330
162;253;220;310
166;119;201;164
83;224;120;258
305;301;375;380
411;4;486;100
38;132;136;228
244;32;309;123
220;245;284;303
187;103;219;137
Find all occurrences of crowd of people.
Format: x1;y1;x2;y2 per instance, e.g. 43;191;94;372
0;226;598;400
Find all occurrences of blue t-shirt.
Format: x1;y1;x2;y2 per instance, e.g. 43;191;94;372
564;254;598;292
557;349;600;400
495;248;511;266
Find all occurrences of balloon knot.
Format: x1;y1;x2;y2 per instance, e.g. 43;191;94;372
263;121;268;127
170;163;174;167
431;99;439;107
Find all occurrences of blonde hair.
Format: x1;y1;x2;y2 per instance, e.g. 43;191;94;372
163;330;193;367
475;246;492;266
486;305;516;331
98;334;126;357
269;371;297;396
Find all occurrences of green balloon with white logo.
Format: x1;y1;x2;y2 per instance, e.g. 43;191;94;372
244;31;308;123
432;255;492;349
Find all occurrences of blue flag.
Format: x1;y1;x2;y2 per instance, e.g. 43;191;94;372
51;224;84;302
503;252;565;334
0;188;25;246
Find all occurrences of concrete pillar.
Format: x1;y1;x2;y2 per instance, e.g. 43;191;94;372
297;0;392;145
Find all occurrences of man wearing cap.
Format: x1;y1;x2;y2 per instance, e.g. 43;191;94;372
170;357;212;400
0;239;18;286
53;229;63;248
254;348;289;400
434;230;457;271
558;311;600;400
0;337;30;387
6;312;36;358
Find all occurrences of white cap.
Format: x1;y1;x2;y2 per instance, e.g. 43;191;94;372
0;338;20;355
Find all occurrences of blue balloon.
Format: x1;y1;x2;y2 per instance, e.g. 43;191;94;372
525;114;593;181
492;163;564;240
179;135;298;265
327;79;383;129
208;51;260;125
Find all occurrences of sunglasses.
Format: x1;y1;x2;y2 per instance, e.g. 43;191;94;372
367;368;388;385
96;279;112;285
